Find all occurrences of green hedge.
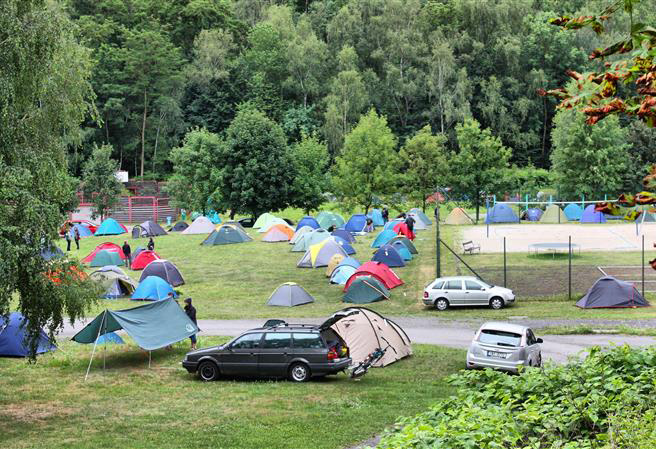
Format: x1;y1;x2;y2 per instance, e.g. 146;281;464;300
377;346;656;449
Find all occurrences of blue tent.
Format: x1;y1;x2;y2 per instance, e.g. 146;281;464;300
368;209;384;227
131;276;177;301
337;257;362;270
390;241;412;261
485;204;519;223
40;244;64;261
94;218;126;236
580;204;606;223
296;216;321;231
372;245;405;267
330;265;357;285
371;230;397;248
332;236;356;255
73;223;93;238
0;312;56;357
564;203;584;221
344;214;368;232
384;219;404;231
332;229;355;243
95;332;125;345
522;208;543;221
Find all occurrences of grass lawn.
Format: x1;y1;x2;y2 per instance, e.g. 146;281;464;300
0;339;463;449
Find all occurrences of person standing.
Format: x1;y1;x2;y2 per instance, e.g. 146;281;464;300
74;227;81;250
65;226;72;252
122;241;132;269
405;214;415;233
382;208;389;223
147;237;155;251
184;298;198;350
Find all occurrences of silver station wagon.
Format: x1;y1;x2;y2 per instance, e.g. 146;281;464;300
466;322;543;373
423;276;515;311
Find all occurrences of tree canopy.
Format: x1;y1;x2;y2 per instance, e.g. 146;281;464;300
82;144;123;220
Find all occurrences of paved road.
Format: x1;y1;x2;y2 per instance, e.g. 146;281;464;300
59;316;656;364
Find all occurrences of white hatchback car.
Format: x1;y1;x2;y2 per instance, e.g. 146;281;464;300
466;322;543;372
423;276;515;311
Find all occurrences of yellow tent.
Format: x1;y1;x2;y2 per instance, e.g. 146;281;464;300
445;208;474;225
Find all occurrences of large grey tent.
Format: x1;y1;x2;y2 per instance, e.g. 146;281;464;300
320;307;412;367
139;259;185;286
133;220;168;238
72;298;198;350
90;266;137;299
182;216;215;235
576;276;649;308
169;221;189;232
266;282;315;307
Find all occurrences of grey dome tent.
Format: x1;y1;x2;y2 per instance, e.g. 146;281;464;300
138;220;168;237
576;276;649;308
202;225;252;245
297;238;349;268
139;259;185;287
266;282;315;307
90;266;137;299
169;221;189;232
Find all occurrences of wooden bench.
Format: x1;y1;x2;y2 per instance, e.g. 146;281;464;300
462;240;480;255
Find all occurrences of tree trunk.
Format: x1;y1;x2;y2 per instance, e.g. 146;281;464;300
140;87;148;178
475;195;480;223
153;110;164;175
422;195;426;213
542;97;548;160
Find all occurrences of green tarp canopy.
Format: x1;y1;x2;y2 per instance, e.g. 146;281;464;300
72;298;198;350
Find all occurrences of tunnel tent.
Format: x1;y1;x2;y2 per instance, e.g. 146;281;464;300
169;221;189;232
90;266;137;299
290;226;314;244
139;259;185;286
521;208;543;222
371;230;397;248
409;208;432;225
540;205;567;223
131;250;161;270
266;283;315;307
291;228;331;252
485;204;519;223
580;205;607;223
576;276;649;308
330;265;357;285
94;218;127;236
325;253;346;277
367;209;385;227
0;312;56;357
331;229;355;243
342;276;390;304
563;204;584;221
444;208;475;225
296;216;321;231
131;276;177;301
320;307;412;367
297;239;348;268
89;250;123;268
388;236;418;255
253;213;276;229
182;216;215;235
372;245;405;268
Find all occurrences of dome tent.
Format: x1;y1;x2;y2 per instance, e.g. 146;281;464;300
169;221;189;232
94;218;127;236
266;283;315;307
409;208;432;225
330;265;357;285
131;250;161;270
332;236;356;255
290;226;314;244
540;205;567;223
485;204;518;223
131;276;177;301
0;312;56;357
90;266;137;298
344;214;368;232
297;239;348;268
367;209;385;227
371;230;397;248
82;242;126;263
95;332;124;345
89;250;123;267
444;208;474;225
336;257;362;270
390;241;412;261
291;228;331;252
344;261;403;291
253;213;276;229
296;216;321;231
407;213;428;230
343;276;389;304
580;205;606;223
388;236;418;254
372;244;405;267
72;223;93;238
262;224;294;242
563;204;584;221
384;219;404;231
325;253;346;277
576;277;649;308
134;220;168;237
331;229;355;243
317;212;345;230
258;218;292;233
521;208;543;221
182;216;216;234
139;259;185;286
203;226;252;245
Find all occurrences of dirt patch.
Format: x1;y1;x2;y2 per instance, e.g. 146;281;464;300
0;402;75;423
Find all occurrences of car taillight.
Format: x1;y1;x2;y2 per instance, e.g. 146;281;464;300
423;291;428;298
327;348;338;360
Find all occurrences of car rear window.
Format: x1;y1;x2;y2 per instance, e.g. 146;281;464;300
262;332;292;349
432;281;444;289
478;330;522;347
293;333;324;349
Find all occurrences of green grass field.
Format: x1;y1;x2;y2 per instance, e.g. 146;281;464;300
0;339;463;449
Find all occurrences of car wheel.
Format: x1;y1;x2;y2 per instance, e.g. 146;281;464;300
198;361;219;382
288;363;311;382
489;297;504;310
435;298;449;311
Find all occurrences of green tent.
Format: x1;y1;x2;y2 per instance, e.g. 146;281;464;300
202;226;252;245
72;298;198;350
253;213;276;229
317;212;345;230
343;276;390;304
89;250;123;267
540;204;568;223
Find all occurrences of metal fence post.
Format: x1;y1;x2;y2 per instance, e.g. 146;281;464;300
643;235;645;298
568;235;572;300
486;198;490;238
436;208;440;278
503;237;507;288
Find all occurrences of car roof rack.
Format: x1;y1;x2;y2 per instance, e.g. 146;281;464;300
267;323;318;329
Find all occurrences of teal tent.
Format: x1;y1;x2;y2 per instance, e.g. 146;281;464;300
368;209;384;227
131;276;177;301
371;230;397;248
343;276;390;304
94;218;126;236
390;241;412;261
89;250;123;267
330;265;357;285
389;236;418;254
72;298;198;350
202;226;252;245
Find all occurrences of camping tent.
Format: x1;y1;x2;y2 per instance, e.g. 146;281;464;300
90;266;137;298
392;222;415;242
131;250;161;270
337;257;362;270
407;213;428;230
344;214;368;232
563;204;584;221
389;236;418;254
253;213;276;229
72;298;197;350
96;332;124;344
89;250;123;267
317;212;345;230
72;223;93;238
222;221;248;232
331;229;355;243
372;230;398;248
384;219;404;231
41;244;64;261
258;218;292;233
132;246;146;260
139;259;185;286
389;241;412;261
344;261;404;291
169;221;189;232
444;208;474;225
82;242;125;263
296;216;321;231
343;276;390;304
262;224;294;242
372;245;405;267
540;205;567;223
368;209;385;227
135;220;168;237
485;204;519;223
182;216;216;235
131;276;177;301
522;208;543;222
0;312;56;357
409;208;432;225
576;276;649;308
290;226;314;244
94;218;127;236
332;236;356;255
266;283;315;307
330;265;357;285
320;308;412;366
297;239;349;268
291;228;331;252
203;226;252;245
580;205;607;223
325;254;346;277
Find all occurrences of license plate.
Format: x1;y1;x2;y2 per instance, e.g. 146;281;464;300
487;351;507;359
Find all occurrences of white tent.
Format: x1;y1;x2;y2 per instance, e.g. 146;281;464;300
182;216;215;235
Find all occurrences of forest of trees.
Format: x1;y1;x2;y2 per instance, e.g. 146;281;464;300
63;0;656;213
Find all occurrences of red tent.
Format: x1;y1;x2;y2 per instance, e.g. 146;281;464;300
343;261;404;291
393;222;415;241
131;250;161;270
81;242;126;263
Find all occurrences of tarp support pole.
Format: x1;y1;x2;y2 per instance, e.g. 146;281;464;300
85;311;106;381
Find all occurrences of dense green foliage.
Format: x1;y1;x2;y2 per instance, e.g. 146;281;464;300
378;345;656;449
0;0;98;354
289;134;330;214
82;144;122;220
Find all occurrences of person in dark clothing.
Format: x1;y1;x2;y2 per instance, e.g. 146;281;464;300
434;206;439;221
74;227;81;250
65;226;72;252
405;215;415;233
396;212;407;219
147;237;155;251
327;225;335;233
382;208;389;223
184;298;197;350
122;241;132;269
